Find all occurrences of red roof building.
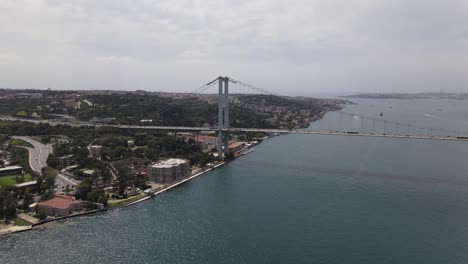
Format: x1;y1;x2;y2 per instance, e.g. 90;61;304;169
37;195;82;217
228;142;246;153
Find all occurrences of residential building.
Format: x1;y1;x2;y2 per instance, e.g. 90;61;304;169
58;154;73;168
0;150;11;161
147;158;191;183
14;92;43;99
37;195;82;216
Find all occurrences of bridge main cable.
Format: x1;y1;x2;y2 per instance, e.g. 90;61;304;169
130;77;220;126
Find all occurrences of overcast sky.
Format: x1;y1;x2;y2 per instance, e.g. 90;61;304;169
1;0;468;95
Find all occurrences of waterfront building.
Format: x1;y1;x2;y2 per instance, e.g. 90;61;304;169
37;195;82;216
228;142;246;153
147;158;191;183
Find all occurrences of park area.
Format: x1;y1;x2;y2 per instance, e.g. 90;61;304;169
0;174;33;188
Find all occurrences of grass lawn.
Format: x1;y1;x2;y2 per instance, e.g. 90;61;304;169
14;111;28;117
14;217;32;226
0;174;33;187
9;138;33;148
108;193;145;208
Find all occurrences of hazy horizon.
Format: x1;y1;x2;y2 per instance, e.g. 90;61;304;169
1;0;467;94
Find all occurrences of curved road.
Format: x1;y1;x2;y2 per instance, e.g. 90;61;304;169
12;136;52;175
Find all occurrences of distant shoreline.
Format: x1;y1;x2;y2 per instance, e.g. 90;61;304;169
343;93;467;100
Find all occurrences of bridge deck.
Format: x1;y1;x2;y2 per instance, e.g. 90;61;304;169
1;116;467;142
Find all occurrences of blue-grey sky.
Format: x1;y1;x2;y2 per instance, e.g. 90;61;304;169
1;0;468;95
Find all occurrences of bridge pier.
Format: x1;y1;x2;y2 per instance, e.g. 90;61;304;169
217;76;230;160
223;77;229;156
217;77;224;160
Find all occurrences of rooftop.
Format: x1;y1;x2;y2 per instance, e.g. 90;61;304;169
59;154;74;159
83;169;95;175
228;142;245;148
0;165;23;172
38;195;81;209
15;181;37;188
150;158;189;169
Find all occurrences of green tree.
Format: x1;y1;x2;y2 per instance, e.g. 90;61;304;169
75;178;93;200
101;168;112;182
86;188;108;207
47;155;59;168
0;188;6;219
38;167;57;193
3;193;17;220
225;151;236;162
41;136;51;144
22;190;34;211
36;208;47;221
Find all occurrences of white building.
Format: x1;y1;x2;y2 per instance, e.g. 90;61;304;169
147;158;191;183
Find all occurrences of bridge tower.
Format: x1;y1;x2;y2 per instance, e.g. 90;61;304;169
217;76;230;160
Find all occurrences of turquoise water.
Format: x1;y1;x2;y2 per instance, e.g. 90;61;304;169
2;99;468;263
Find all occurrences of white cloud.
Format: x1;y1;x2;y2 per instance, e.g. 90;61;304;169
0;0;467;93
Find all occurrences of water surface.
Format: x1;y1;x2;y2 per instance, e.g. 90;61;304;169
2;99;468;264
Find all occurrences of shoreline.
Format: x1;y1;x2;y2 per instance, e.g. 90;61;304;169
0;163;224;237
0;107;333;238
0;145;259;237
0;111;300;238
123;161;226;208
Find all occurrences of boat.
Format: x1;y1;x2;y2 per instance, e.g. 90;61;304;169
380;112;383;117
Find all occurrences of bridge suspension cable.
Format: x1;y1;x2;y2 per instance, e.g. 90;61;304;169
227;77;279;96
130;77;219;125
138;76;279;125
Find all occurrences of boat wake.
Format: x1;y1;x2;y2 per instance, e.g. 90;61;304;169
424;114;440;119
237;159;468;188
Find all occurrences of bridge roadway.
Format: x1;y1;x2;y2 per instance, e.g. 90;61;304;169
1;115;468;142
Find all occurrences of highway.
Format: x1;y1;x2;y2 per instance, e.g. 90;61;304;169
54;169;80;194
12;136;52;175
3;115;468;142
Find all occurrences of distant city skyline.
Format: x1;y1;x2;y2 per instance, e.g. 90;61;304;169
1;0;467;95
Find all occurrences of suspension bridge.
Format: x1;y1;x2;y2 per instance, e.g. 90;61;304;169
1;76;468;160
